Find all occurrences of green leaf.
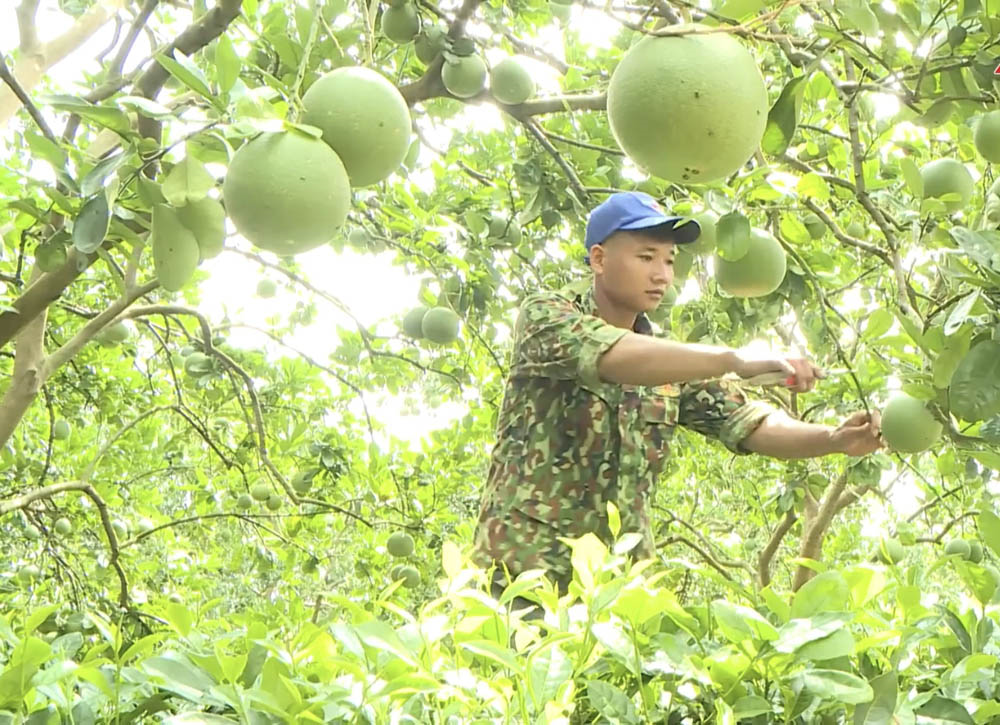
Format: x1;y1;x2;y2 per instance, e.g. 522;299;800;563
797;172;831;201
972;450;1000;472
734;695;772;719
978;510;1000;557
72;191;111;253
853;671;897;725
214;33;241;94
861;308;893;340
116;95;174;119
939;605;972;653
914;695;975;724
792;571;850;618
949;341;1000;422
24;605;60;636
800;669;873;704
155;52;217;105
775;613;851;653
142;655;217;702
795;628;855;662
716;212;751;262
932;328;970;389
762;74;809;156
162;156;216;206
943;291;980;336
39;94;133;136
586;679;639;724
354;619;419;667
711;600;778;643
899;156;923;198
949;653;997;681
458;639;523;673
527;644;572;708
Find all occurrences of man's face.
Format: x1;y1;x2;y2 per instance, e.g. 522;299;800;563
590;230;676;313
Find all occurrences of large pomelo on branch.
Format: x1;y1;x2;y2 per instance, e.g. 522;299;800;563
490;56;536;105
301;67;412;187
880;392;942;453
713;228;786;297
380;3;420;43
442;54;487;99
607;26;768;184
919;158;974;213
973;110;1000;163
222;131;351;256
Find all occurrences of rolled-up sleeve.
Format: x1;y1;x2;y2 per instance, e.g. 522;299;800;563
511;293;629;388
677;380;775;454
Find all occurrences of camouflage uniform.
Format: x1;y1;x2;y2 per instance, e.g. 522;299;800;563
473;277;775;601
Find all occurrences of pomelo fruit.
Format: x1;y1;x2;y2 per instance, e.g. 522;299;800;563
54;517;72;536
152;204;200;292
880;392;942;453
387;531;415;557
236;493;253;510
111;520;128;539
974;110;1000;163
920;158;974;213
301;66;412;187
947;25;967;48
879;537;905;564
607;25;768;183
136;517;155;534
414;25;447;64
266;494;282;511
35;243;67;273
944;539;971;558
402;306;428;338
381;3;419;43
251;483;271;502
222;131;351;256
685;211;716;255
256;279;277;298
175;197;226;260
549;0;571;22
713;228;786;297
845;221;865;238
24;524;40;540
442;54;487;99
98;321;131;346
490;56;535;105
183;352;212;376
17;564;41;584
803;212;826;239
291;470;314;494
421;306;460;343
53;419;71;441
393;564;421;588
968;540;983;563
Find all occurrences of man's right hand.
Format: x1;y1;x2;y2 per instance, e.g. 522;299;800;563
732;352;823;393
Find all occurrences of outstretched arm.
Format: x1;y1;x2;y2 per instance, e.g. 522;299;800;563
741;410;884;459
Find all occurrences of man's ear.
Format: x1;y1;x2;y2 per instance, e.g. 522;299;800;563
589;244;605;274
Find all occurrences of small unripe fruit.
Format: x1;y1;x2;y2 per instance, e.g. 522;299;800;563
54;518;72;536
386;531;415;557
251;484;271;501
266;494;282;511
944;539;971;559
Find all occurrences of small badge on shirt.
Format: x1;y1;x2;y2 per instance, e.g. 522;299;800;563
652;383;678;396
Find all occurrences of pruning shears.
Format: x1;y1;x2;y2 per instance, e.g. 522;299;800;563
735;368;852;387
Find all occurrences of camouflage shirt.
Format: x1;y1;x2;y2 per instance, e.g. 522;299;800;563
472;277;775;592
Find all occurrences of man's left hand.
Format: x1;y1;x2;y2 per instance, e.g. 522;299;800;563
831;410;884;456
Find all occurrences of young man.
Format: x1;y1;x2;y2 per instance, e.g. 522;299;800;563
472;191;883;618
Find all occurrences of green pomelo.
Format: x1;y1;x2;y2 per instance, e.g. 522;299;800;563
54;517;72;536
944;539;971;558
421;306;460;343
180;345;196;357
251;483;271;501
387;531;415;557
176;197;226;260
685;211;716;255
266;494;282;511
803;212;826;239
236;494;254;510
18;565;40;583
53;419;71;440
291;470;314;494
24;524;40;540
348;228;370;247
974;110;1000;163
947;25;967;48
222;131;351;256
111;520;128;538
880;392;942;453
549;0;570;22
381;3;419;43
395;564;421;588
256;279;277;298
402;306;429;338
490;56;536;105
414;25;447;64
442;54;487;99
183;352;211;376
713;228;786;298
607;26;768;183
36;243;67;273
881;537;905;564
100;321;130;345
968;540;984;563
151;204;200;292
301;66;413;187
920;158;974;213
845;221;865;238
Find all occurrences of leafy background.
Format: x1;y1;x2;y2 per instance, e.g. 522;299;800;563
2;0;1000;722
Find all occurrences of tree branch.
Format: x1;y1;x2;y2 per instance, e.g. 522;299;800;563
108;0;160;79
522;118;590;204
758;509;798;588
793;470;850;591
0;52;58;142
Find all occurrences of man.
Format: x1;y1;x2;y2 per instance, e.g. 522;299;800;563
472;191;883;619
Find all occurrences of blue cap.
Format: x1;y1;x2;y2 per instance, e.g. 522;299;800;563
584;192;700;261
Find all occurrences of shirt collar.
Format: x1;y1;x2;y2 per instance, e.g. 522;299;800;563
558;278;654;335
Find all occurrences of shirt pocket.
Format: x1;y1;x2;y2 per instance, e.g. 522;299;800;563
638;390;679;479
